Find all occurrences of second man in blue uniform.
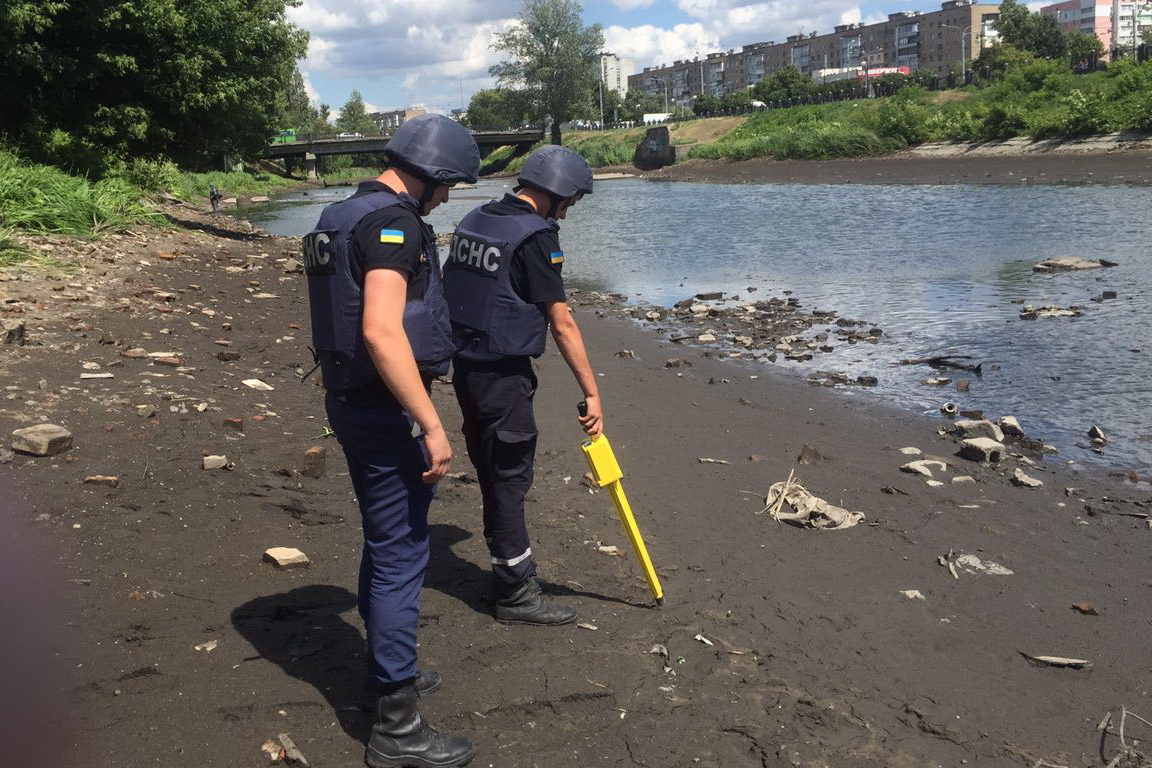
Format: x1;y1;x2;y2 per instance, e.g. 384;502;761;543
443;146;603;626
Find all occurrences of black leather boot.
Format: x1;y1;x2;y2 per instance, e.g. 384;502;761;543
495;576;577;626
359;669;443;712
365;684;475;768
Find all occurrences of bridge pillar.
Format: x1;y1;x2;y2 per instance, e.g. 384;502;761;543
303;152;318;180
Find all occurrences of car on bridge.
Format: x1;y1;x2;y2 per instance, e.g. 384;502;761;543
336;132;363;138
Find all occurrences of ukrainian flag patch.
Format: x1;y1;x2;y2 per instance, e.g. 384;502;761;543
549;251;564;265
379;229;405;244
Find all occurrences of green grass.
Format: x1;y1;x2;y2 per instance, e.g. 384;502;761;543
0;152;165;235
318;166;382;184
0;227;75;271
679;59;1152;162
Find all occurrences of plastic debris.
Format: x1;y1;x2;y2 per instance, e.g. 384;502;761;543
759;471;864;529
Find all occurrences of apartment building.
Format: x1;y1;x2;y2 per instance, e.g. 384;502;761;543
1111;0;1152;51
598;53;636;97
1040;0;1150;59
370;107;427;133
627;0;1000;106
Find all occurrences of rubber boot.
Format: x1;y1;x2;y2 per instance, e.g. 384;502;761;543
365;684;475;768
359;669;443;712
495;576;577;626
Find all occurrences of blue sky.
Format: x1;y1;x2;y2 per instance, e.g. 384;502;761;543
288;0;986;117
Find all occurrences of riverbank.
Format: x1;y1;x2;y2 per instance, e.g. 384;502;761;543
1;204;1149;768
639;141;1152;185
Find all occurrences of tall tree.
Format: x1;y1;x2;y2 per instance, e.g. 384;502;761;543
463;88;532;130
0;0;308;172
335;90;376;136
993;0;1068;60
490;0;604;145
0;1;67;142
281;64;316;131
751;65;815;103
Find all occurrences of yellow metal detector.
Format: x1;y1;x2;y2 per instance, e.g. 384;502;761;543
578;402;665;606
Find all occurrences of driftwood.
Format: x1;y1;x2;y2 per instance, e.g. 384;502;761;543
899;355;983;375
1084;504;1150;520
1098;707;1152;768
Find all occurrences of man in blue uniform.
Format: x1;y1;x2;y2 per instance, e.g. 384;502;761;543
303;113;478;768
443;146;603;626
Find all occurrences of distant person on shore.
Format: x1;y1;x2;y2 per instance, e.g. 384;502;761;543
208;184;222;216
302;113;480;768
442;145;602;626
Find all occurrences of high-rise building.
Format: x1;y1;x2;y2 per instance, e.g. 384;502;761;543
1040;0;1114;57
1111;0;1152;53
628;0;999;106
598;53;635;97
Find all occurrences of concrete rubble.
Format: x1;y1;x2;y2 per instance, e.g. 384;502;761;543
11;423;74;456
951;419;1005;442
1012;468;1044;488
300;445;326;478
263;547;310;569
1032;257;1118;272
959;437;1005;463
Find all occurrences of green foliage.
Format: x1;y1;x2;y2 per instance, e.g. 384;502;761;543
994;0;1067;59
280;65;317;133
563;129;647;166
0;151;164;235
1;0;308;173
688;103;902;161
490;0;604;144
1066;31;1104;68
621;90;667;123
335;90;377;136
111;158;183;193
167;169;300;200
972;43;1037;84
1061;89;1109;135
925;107;985;141
875;97;930;145
982;104;1028;138
464;89;533;130
751;66;814;103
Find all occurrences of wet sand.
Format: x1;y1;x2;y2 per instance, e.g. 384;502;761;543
1;201;1150;768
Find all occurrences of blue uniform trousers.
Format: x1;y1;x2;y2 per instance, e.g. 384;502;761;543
326;393;432;685
451;357;539;589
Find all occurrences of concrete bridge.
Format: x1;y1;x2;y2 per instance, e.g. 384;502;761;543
267;129;545;178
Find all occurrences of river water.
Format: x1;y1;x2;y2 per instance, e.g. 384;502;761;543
247;178;1152;471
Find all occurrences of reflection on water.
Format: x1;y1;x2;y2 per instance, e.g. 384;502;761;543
248;178;1152;470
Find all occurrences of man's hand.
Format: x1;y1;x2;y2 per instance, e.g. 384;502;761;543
421;425;452;483
578;394;603;437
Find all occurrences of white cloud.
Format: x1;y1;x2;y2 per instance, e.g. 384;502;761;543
674;0;867;45
300;69;321;107
608;0;658;9
603;23;720;67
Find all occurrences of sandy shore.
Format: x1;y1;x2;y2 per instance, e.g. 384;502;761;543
1;201;1150;768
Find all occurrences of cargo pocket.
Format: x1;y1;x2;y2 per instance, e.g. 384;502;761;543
493;376;538;477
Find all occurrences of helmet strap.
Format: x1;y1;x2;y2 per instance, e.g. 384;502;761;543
544;192;564;220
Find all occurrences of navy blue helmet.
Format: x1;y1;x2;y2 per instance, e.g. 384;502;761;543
517;146;593;199
385;114;480;185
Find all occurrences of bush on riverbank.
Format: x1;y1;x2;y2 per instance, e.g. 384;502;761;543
108;158;303;201
0;152;165;237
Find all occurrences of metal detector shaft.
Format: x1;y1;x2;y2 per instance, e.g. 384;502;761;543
578;402;664;606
